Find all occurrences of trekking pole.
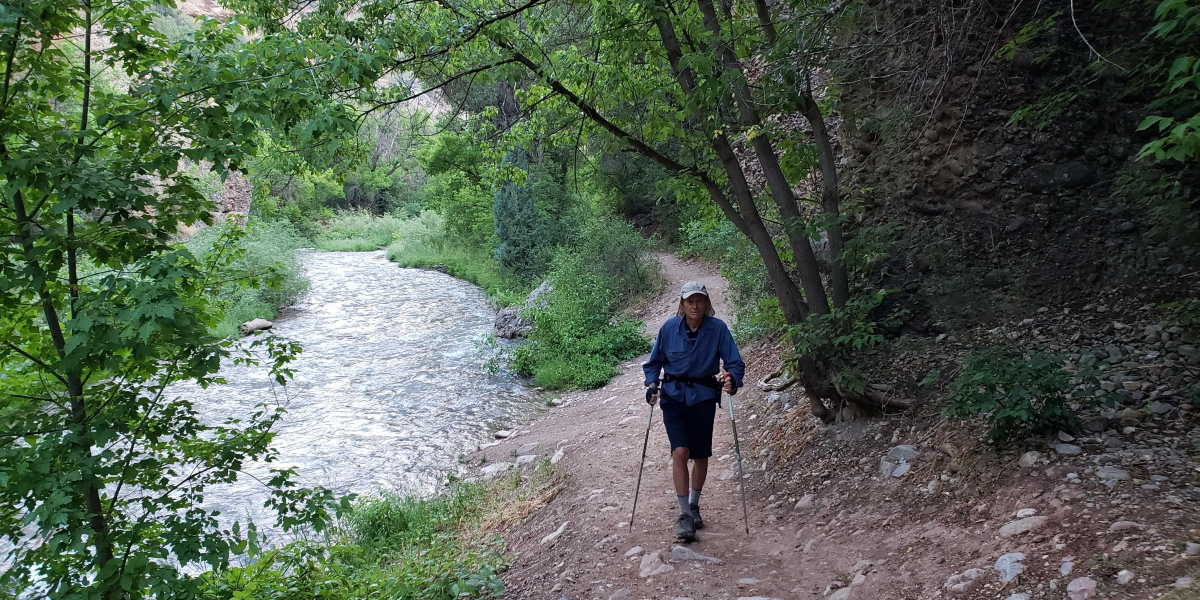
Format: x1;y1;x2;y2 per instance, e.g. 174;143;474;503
629;403;654;532
726;389;751;536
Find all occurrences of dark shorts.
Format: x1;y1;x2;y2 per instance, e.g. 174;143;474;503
659;397;718;459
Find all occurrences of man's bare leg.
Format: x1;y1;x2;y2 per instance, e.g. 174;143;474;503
690;457;708;491
672;447;691;496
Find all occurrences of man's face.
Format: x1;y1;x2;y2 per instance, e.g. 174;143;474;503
682;294;708;321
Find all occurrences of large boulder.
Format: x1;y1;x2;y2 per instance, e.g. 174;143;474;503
494;281;553;339
237;318;274;336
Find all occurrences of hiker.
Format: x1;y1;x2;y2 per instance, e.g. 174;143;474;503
643;281;745;541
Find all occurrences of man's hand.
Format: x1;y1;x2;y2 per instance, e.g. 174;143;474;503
646;382;659;405
718;371;736;394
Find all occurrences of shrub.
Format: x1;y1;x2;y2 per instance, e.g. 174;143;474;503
512;218;659;389
946;348;1088;445
493;174;548;282
185;219;309;337
426;171;493;245
199;483;507;600
493;163;583;282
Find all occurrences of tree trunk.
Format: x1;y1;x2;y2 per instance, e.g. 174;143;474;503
800;83;850;309
649;6;810;324
695;0;831;315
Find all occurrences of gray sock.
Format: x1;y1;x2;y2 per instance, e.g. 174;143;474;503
689;487;702;506
677;494;690;515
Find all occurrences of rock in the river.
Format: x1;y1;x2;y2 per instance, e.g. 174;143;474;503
493;306;530;338
1053;443;1082;456
639;551;674;577
671;545;723;564
1067;577;1097;600
994;553;1025;583
494;282;553;338
1018;451;1041;468
999;516;1048;538
517;442;539;455
943;568;986;596
237;318;273;335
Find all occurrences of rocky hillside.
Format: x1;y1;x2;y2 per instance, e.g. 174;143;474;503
729;1;1200;597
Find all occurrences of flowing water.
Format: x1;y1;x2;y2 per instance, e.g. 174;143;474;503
188;250;544;532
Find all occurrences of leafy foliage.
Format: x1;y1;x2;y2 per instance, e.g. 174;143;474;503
0;0;365;594
1139;0;1200;162
946;349;1090;445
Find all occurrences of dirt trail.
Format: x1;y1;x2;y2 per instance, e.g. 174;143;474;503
475;254;864;600
474;253;1162;600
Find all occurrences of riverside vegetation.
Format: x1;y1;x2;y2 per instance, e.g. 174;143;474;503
2;0;1198;598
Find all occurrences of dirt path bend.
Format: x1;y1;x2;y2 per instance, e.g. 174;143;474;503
476;253;833;600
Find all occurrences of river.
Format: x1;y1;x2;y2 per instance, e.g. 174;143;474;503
188;250;544;535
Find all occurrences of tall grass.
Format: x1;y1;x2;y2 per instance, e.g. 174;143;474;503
317;210;413;251
185;219;309;337
200;464;565;600
385;211;526;306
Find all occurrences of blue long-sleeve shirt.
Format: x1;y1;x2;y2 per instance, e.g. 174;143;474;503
643;316;745;406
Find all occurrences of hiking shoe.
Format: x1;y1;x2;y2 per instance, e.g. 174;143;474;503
690;504;705;530
676;512;696;541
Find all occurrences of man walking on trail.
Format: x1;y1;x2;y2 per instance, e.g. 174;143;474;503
644;281;745;541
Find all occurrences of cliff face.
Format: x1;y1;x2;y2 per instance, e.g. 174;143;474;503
833;0;1196;335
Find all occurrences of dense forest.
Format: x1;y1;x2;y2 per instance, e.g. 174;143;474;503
1;0;1197;597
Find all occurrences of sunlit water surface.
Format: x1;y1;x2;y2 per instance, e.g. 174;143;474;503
186;250;543;533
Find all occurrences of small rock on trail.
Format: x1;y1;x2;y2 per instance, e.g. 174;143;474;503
1067;577;1097;600
638;551;674;577
671;545;722;564
998;516;1047;538
944;568;986;596
540;521;568;545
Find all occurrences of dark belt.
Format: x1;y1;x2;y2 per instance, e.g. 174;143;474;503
662;373;723;391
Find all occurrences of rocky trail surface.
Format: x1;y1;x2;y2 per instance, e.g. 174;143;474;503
472;253;1200;600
